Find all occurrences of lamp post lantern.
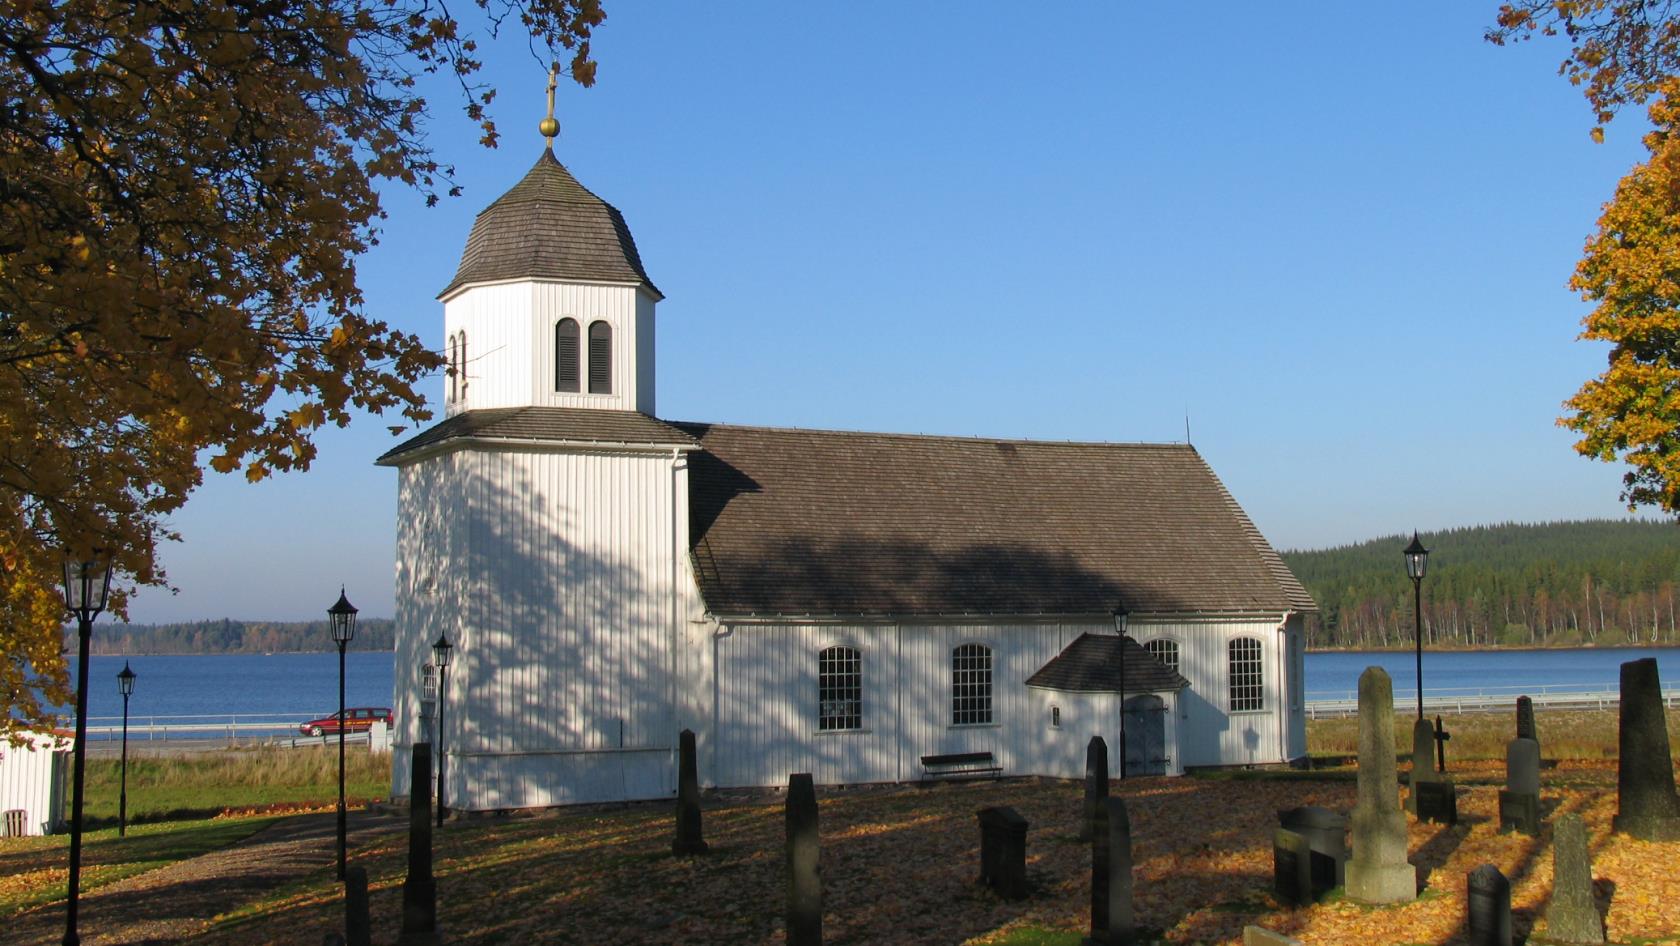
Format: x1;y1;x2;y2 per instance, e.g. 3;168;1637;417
60;551;112;946
328;588;358;880
1404;532;1430;719
116;662;135;837
432;632;453;827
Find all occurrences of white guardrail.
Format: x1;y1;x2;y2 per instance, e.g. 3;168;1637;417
1303;687;1680;719
73;714;373;748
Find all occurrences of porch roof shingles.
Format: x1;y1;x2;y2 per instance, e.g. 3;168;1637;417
1024;633;1191;692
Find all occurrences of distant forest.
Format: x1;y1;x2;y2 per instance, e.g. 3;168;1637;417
83;618;396;655
1283;520;1680;649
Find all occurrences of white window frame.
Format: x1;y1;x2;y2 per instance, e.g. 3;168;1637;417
950;643;993;726
818;646;862;731
1228;636;1264;713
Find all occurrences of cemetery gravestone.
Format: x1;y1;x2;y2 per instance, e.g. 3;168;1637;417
1499;737;1541;836
1243;927;1304;946
786;773;822;946
1345;667;1417;904
977;806;1030;900
1084;796;1133;945
1543;813;1604;945
1467;864;1512;946
1279;805;1346;893
1415;779;1458;825
1272;829;1313;907
1406;716;1435;814
397;744;440;946
1613;657;1680;841
344;866;371;946
673;728;708;856
1082;736;1109;842
1516;695;1537;743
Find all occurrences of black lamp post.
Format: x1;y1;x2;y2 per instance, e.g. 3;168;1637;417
61;551;112;946
116;662;135;837
432;632;453;827
328;589;358;880
1404;532;1430;719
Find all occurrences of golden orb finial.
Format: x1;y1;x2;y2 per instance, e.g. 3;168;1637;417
540;62;560;148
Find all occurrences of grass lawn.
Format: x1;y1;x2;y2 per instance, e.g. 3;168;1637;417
77;744;389;827
1306;706;1680;762
0;815;278;916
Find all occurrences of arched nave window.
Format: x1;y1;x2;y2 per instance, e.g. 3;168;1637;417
1228;636;1264;712
1143;638;1179;675
587;320;612;394
817;646;861;731
555;318;580;392
951;643;992;725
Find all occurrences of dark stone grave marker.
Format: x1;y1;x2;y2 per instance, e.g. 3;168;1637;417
1415;778;1457;825
1081;736;1109;842
397;743;440;946
344;865;371;946
1499;736;1541;836
1279;805;1346;894
1543;813;1605;944
1084;796;1133;945
977;806;1030;900
1467;864;1511;946
1272;829;1312;907
1614;657;1680;840
786;773;822;946
673;728;709;856
1516;695;1537;743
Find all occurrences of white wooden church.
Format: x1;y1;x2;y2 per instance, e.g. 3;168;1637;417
378;127;1317;811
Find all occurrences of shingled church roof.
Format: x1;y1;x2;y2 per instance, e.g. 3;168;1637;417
439;149;659;299
677;422;1317;619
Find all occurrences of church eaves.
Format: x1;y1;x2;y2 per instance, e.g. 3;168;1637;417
438;149;660;300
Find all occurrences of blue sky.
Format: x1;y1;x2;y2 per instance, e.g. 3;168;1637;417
127;3;1657;623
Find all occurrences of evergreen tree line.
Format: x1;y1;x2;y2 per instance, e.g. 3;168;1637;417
77;617;396;655
1282;520;1680;649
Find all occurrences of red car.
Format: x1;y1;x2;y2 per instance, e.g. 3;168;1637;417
300;707;393;737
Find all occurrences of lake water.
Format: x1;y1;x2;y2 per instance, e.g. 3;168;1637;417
61;645;1680;726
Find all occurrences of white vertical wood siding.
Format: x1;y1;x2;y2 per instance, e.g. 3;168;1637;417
436;445;681;808
528;282;649;413
442;280;655;416
0;733;67;836
391;458;462;797
443;283;534;416
1129;616;1300;768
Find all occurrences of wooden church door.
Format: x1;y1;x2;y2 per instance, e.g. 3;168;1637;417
1122;694;1168;776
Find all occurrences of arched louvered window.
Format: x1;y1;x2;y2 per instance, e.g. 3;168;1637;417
951;643;993;725
1143;638;1180;675
555;318;580;392
818;646;861;731
1228;636;1264;712
458;330;468;400
447;333;459;403
587;320;612;394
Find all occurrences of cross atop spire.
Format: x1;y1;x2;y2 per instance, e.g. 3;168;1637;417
540;62;560;149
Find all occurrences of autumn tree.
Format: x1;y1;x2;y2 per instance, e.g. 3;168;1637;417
0;0;604;738
1489;3;1680;513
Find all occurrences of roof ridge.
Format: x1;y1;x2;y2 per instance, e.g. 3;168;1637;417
668;418;1191;451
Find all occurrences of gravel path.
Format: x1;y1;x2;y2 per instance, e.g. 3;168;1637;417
5;811;405;945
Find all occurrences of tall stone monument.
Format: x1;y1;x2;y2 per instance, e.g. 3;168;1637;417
1345;667;1417;903
1084;796;1133;946
397;744;440;946
1613;657;1680;840
1406;716;1435;813
1081;736;1109;842
786;773;822;946
672;728;708;855
1543;813;1604;944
